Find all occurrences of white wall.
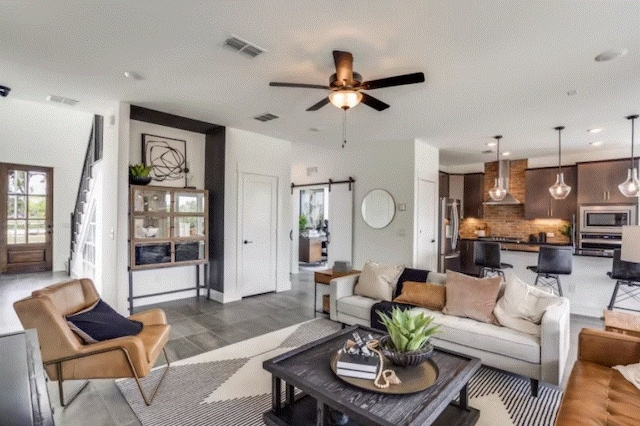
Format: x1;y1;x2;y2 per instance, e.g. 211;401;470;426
223;128;292;303
292;139;418;268
122;120;207;308
0;98;93;272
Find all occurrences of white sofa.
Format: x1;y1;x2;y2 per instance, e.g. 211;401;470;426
329;271;571;396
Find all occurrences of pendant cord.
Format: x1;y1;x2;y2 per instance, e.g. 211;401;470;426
558;128;562;175
342;109;347;148
632;116;635;170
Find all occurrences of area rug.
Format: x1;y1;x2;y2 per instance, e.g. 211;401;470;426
117;319;562;426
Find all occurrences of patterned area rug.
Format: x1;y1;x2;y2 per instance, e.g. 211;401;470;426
117;319;562;426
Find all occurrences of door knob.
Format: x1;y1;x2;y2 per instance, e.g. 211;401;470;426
244;240;253;244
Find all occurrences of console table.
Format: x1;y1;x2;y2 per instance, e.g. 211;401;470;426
313;269;360;317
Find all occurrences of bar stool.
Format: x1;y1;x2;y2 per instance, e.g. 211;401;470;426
527;246;572;296
607;249;640;312
474;241;512;279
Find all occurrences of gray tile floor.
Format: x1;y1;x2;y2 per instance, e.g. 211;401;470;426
1;269;602;425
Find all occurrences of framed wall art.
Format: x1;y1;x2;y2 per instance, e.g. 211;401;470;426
142;133;188;187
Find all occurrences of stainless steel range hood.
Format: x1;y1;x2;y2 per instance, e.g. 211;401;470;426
483;160;522;205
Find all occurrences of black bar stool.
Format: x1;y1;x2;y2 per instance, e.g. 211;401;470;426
607;249;640;312
474;241;512;279
527;246;572;296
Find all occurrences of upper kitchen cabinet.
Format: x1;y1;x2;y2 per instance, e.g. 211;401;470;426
439;171;449;199
577;159;633;204
525;166;577;220
463;173;484;218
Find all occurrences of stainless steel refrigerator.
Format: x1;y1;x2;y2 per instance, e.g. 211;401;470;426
438;198;461;273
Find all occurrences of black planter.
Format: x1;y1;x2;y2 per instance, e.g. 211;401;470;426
129;176;152;186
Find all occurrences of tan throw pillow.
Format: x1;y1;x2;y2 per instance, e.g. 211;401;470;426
443;270;502;324
494;272;563;334
393;281;446;311
353;261;404;301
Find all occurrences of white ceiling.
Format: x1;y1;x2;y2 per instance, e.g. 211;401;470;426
1;0;639;166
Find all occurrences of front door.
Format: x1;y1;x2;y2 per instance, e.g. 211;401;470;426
416;178;437;270
0;163;53;273
240;173;277;297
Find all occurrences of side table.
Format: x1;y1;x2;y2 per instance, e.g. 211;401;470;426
603;309;640;338
313;269;360;317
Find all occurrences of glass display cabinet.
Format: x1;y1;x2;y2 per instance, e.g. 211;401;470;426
128;185;209;311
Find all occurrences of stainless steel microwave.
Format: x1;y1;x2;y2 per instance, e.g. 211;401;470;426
579;205;637;234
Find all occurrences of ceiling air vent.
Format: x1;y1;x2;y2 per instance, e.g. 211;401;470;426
46;94;79;106
224;35;266;58
254;113;279;122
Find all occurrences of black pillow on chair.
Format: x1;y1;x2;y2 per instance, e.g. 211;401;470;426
66;299;143;343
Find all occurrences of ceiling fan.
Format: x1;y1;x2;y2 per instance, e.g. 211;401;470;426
269;50;425;111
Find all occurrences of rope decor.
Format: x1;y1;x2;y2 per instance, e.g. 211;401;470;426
365;339;402;389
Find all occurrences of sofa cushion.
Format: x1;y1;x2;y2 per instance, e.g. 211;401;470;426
443;271;502;324
556;360;640;425
66;299;143;343
337;295;381;320
393;281;446;311
412;307;541;363
394;267;430;297
494;272;562;335
354;261;404;301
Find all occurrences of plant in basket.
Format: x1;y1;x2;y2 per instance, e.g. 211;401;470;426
376;306;440;367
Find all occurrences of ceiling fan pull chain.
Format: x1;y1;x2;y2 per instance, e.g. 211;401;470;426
342;108;347;148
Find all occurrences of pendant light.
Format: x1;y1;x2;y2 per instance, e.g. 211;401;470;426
549;126;572;199
618;114;640;197
488;135;507;201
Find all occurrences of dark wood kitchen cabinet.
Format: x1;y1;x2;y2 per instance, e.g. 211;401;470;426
463;173;484;218
439;171;449;198
525;166;577;220
577;159;633;204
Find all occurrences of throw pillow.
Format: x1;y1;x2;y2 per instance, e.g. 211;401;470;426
394;267;430;297
613;362;640;391
66;299;143;344
443;270;502;324
393;281;446;311
354;261;404;301
493;272;563;335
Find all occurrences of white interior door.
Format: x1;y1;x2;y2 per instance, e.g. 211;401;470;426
327;184;353;267
240;173;277;297
416;179;437;270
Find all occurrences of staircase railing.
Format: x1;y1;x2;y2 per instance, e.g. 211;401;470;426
68;115;103;275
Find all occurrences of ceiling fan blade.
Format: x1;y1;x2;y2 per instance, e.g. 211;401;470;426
270;82;329;90
361;72;425;90
333;51;354;86
306;97;330;111
360;93;390;111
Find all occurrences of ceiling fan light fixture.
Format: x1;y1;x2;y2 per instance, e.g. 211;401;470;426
619;114;640;197
329;90;362;110
549;126;571;200
488;135;507;201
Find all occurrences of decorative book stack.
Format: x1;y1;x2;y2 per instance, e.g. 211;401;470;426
336;351;380;380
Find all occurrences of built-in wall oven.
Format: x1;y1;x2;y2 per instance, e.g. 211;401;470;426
578;204;638;254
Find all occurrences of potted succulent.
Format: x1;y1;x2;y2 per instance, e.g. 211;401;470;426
376;306;440;367
129;163;153;185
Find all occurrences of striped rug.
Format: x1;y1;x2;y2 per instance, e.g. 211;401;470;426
117;319;562;426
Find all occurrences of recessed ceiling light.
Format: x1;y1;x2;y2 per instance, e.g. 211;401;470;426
486;142;496;147
481;149;494;154
588;128;603;134
502;152;511;157
590;141;603;146
309;127;322;132
594;48;628;62
124;71;143;80
567;89;578;96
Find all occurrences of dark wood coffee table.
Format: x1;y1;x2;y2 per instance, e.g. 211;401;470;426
263;324;481;426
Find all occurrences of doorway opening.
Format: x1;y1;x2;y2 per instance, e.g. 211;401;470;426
298;187;329;268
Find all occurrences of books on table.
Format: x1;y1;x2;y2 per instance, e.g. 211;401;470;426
336;351;380;380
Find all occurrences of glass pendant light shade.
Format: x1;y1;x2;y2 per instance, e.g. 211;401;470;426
619;115;640;197
488;135;507;201
549;126;571;200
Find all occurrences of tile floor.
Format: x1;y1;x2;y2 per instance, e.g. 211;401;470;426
1;269;603;425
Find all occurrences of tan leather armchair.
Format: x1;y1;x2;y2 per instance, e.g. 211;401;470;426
13;278;171;406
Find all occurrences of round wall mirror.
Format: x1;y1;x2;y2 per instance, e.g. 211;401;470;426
361;189;396;229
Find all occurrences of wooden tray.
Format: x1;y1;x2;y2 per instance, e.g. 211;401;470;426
330;352;438;394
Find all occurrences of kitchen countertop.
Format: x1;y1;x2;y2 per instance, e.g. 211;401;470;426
460;237;571;246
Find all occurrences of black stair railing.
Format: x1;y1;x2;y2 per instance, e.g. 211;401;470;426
68;115;103;275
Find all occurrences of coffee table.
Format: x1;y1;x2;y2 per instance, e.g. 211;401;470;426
263;324;481;426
